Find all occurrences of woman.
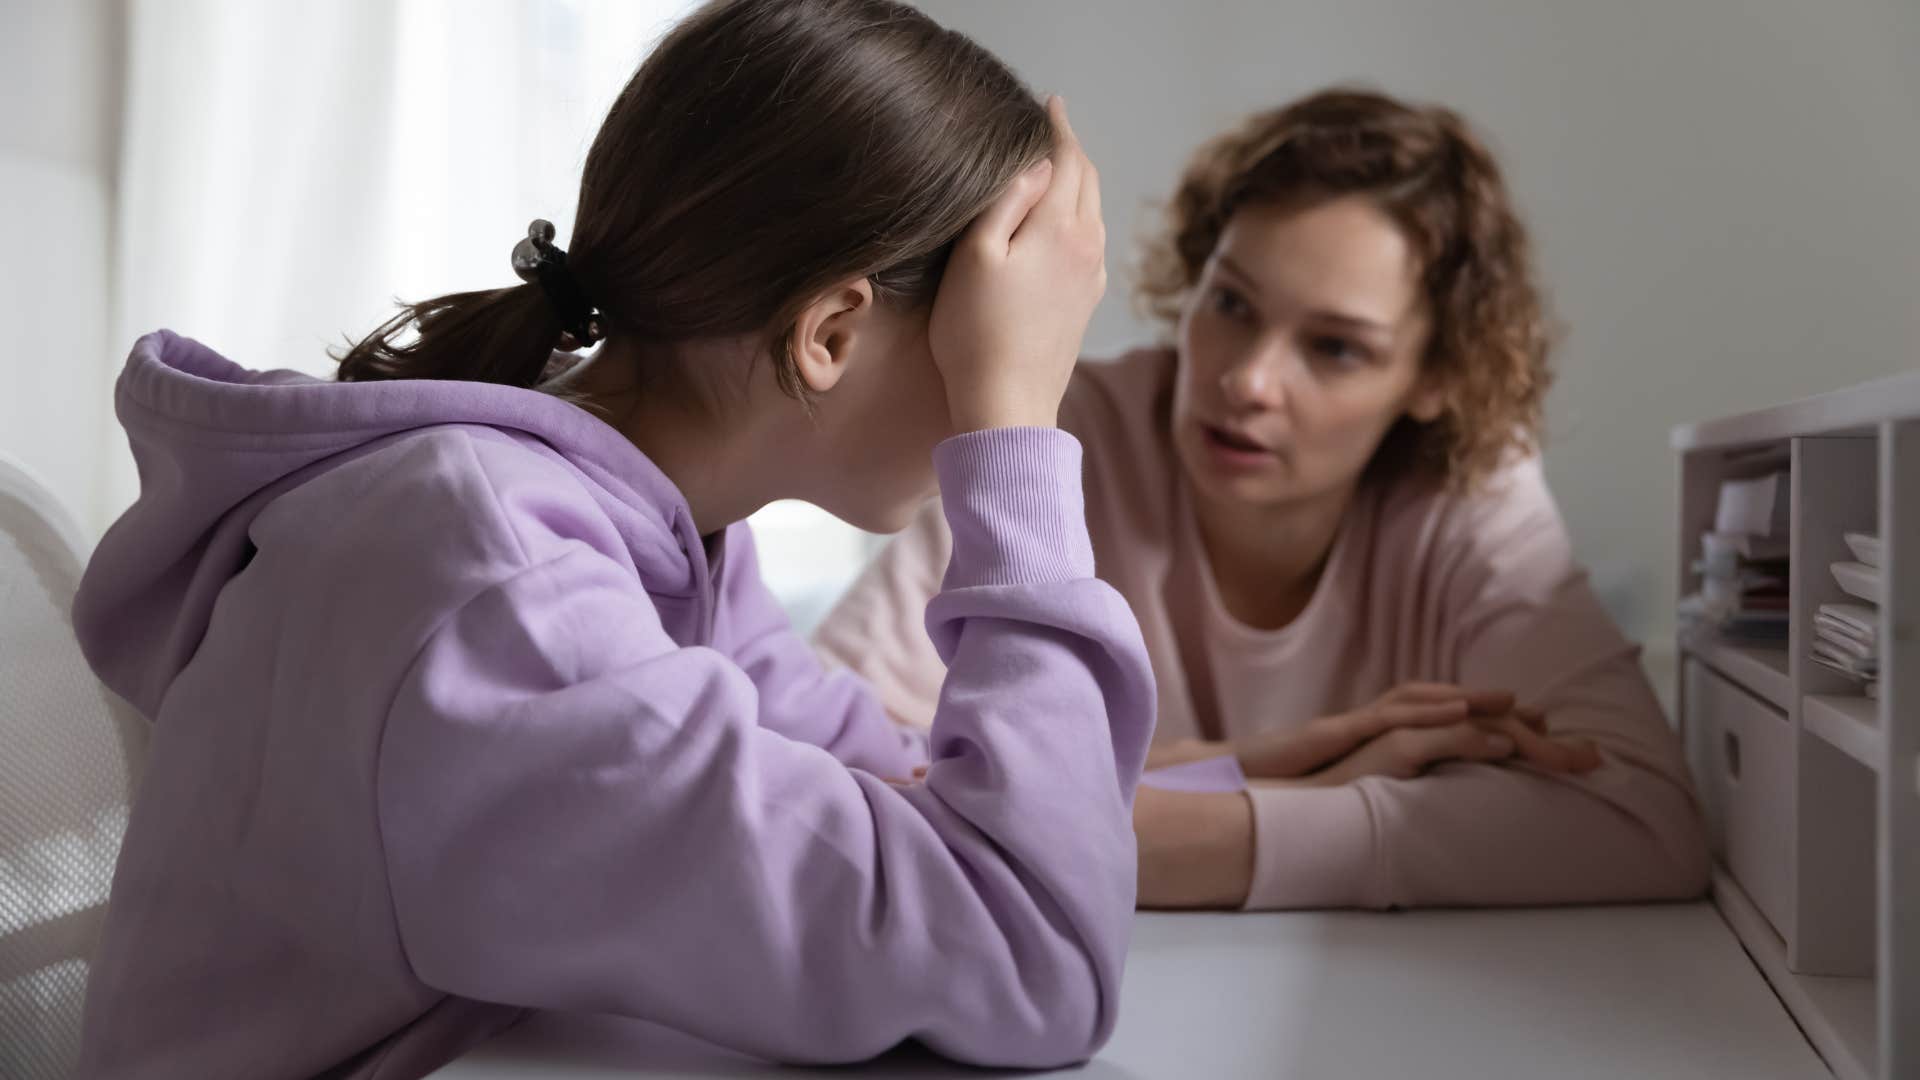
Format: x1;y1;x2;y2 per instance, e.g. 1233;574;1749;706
70;1;1149;1076
815;88;1710;911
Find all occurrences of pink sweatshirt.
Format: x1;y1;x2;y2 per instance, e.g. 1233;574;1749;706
815;348;1709;911
70;332;1155;1077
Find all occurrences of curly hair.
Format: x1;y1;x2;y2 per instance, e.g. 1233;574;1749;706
1137;88;1554;492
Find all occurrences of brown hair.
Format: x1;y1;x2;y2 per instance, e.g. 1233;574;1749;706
1138;88;1553;491
336;0;1052;395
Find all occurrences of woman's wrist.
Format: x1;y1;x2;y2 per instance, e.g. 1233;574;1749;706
1134;788;1255;909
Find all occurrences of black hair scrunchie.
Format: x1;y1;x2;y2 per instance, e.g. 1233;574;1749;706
510;219;604;348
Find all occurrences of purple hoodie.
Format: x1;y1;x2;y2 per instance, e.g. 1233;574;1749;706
70;331;1156;1078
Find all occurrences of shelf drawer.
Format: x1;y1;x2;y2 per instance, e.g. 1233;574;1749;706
1684;658;1795;938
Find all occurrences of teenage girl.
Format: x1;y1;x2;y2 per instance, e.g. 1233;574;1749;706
71;1;1149;1075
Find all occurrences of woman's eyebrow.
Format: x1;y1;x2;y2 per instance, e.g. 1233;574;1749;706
1214;253;1265;295
1218;253;1395;335
1310;309;1394;336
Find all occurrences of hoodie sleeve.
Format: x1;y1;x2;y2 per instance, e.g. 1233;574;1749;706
1241;463;1710;910
712;522;927;779
374;428;1155;1068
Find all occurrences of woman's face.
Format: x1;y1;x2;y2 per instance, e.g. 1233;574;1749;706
1172;196;1440;516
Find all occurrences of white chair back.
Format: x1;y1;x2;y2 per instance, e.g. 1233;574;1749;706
0;456;147;1080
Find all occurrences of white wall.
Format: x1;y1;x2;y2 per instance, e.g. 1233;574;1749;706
0;0;123;535
918;0;1920;643
6;0;1917;641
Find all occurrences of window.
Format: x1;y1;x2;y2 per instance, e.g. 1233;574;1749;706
117;0;879;627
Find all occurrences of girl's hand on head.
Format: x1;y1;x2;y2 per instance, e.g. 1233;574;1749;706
929;96;1107;434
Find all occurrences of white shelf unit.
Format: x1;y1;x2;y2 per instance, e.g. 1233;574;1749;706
1673;371;1919;1080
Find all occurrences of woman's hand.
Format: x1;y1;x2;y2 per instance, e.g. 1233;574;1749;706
929;96;1106;434
1272;685;1604;787
1148;683;1602;781
1232;684;1529;778
1286;720;1520;786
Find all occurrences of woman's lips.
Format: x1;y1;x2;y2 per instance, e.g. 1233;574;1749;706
1200;423;1279;470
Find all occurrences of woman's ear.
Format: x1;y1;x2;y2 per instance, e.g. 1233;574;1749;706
787;277;876;394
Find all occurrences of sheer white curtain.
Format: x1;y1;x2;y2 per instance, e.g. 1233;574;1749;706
111;0;880;629
0;0;120;553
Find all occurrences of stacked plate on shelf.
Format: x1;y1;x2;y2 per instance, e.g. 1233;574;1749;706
1817;532;1882;697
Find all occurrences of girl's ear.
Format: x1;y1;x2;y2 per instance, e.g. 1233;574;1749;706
787;277;876;394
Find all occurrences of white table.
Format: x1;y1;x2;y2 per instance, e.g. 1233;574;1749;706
436;903;1825;1079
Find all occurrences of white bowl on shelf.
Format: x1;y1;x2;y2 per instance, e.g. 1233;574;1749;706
1844;532;1881;568
1831;560;1882;605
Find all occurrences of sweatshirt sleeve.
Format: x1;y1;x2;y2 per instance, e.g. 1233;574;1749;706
811;495;952;728
712;521;927;779
1242;462;1711;910
374;428;1156;1068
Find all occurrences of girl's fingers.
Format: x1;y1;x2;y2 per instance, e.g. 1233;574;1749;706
1078;151;1102;221
882;764;933;789
971;158;1054;255
1034;96;1086;223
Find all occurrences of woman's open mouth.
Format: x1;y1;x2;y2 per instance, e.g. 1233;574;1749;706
1200;424;1278;470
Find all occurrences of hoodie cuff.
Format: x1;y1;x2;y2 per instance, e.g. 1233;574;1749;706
933;428;1094;590
1243;784;1384;910
1141;754;1248;794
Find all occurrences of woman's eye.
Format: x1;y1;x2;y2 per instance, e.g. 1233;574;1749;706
1309;335;1369;367
1208;286;1252;320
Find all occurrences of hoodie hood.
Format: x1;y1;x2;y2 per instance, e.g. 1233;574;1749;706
74;330;706;719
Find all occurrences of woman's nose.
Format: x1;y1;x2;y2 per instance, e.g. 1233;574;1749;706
1219;347;1289;411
